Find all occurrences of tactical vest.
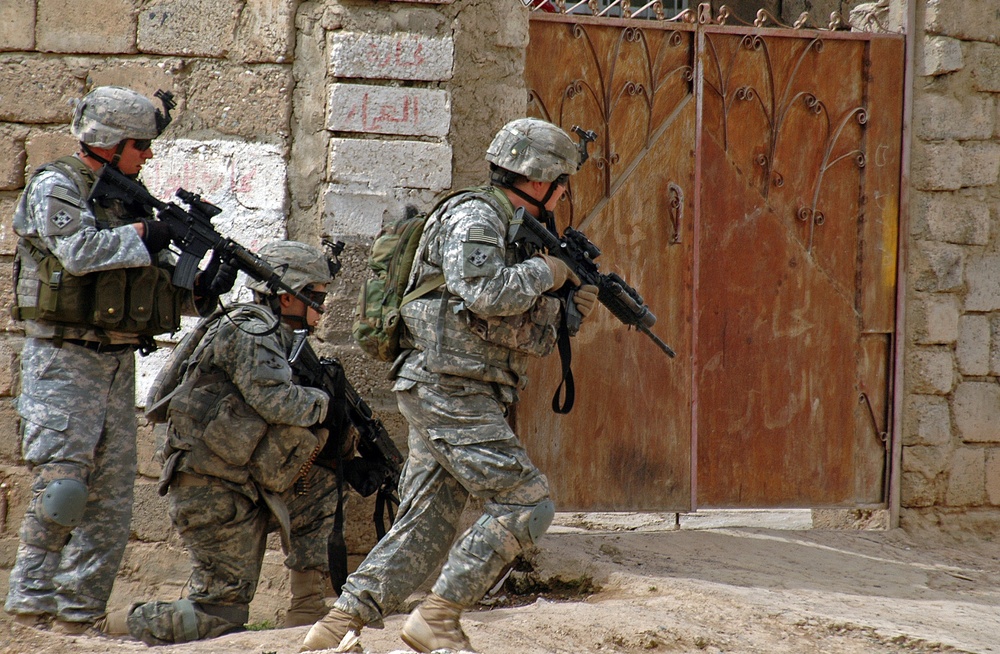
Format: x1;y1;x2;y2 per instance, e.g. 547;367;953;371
400;190;562;389
11;156;184;338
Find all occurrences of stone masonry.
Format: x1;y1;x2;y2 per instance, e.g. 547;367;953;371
0;0;527;626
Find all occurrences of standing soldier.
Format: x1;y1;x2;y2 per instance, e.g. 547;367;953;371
123;241;353;645
5;86;235;634
303;117;599;653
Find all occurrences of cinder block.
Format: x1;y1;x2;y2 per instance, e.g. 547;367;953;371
954;382;1000;443
905;348;954;395
328;138;451;191
0;399;21;464
37;0;136;54
329;32;454;81
910;140;964;191
945;447;985;506
328;84;450;137
85;66;178;107
911;190;990;246
0;0;34;52
987;451;1000;505
912;293;960;345
920;35;963;77
138;0;239;57
914;93;994;142
902;444;950;478
911;241;964;293
964;254;1000;311
0;125;28;191
0;57;84;123
233;0;297;63
323;183;391;238
184;62;294;141
960;142;1000;188
0;192;18;256
956;314;990;376
902;394;951;447
927;0;1000;44
24;130;78;178
899;470;938;508
0;262;15;334
970;42;1000;92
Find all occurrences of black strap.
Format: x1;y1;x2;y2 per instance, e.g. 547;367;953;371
327;456;349;594
551;321;575;414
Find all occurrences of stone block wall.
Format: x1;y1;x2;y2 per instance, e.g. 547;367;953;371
901;0;1000;535
0;0;528;624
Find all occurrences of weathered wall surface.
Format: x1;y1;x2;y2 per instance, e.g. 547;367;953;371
900;0;1000;535
0;0;527;624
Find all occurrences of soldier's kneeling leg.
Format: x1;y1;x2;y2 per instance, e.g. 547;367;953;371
126;600;248;645
22;471;89;551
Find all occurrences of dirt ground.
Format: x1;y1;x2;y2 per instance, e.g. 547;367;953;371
1;511;998;654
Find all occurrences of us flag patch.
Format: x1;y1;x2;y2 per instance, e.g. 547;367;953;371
466;227;500;247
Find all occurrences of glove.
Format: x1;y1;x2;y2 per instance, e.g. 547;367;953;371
573;284;598;321
536;253;580;290
194;253;238;297
139;219;172;254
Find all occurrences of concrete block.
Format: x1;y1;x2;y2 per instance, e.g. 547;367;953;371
0;0;34;52
927;0;1000;45
0;192;18;256
329;32;454;81
37;0;136;54
899;470;938;508
327;84;451;137
954;381;1000;444
84;65;177;107
24;130;78;181
911;241;964;293
0;400;21;463
912;293;960;345
910;140;963;191
136;421;164;481
184;63;294;140
945;446;985;506
328;138;451;191
988;315;1000;375
911;190;990;246
130;479;175;543
902;444;950;479
140;138;289;249
0;57;84;123
965;254;1000;311
233;0;297;63
960;142;1000;187
956;314;990;376
0;125;28;191
905;348;954;395
987;450;1000;505
920;35;963;77
0;262;15;334
902;394;951;447
969;42;1000;92
323;183;391;238
138;0;239;57
914;93;994;142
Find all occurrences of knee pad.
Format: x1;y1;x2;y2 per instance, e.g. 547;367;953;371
527;499;555;543
40;478;88;527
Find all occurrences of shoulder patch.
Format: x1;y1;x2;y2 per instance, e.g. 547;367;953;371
465;226;501;247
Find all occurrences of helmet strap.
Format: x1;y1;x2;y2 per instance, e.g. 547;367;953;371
80;143;111;166
109;141;127;169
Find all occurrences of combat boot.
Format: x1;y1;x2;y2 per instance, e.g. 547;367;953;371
285;569;329;628
400;593;475;653
300;607;363;652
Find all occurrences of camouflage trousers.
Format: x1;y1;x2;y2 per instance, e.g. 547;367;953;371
126;461;341;645
334;379;551;627
5;338;137;623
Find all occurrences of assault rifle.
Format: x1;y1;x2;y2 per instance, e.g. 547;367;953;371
510;207;675;413
89;165;325;312
288;330;402;536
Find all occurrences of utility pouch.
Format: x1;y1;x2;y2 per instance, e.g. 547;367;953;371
249;425;319;493
201;390;270;467
33;255;95;324
91;269;127;329
464;293;562;357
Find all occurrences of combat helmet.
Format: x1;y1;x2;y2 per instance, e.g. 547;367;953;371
486;118;581;183
71;86;161;148
246;241;334;295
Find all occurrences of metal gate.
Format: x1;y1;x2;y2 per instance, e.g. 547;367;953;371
516;9;904;511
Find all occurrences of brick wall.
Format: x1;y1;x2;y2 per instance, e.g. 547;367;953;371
0;0;528;624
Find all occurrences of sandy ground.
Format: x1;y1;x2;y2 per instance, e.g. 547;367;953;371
1;511;998;654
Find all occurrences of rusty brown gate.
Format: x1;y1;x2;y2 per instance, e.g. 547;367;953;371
516;10;904;511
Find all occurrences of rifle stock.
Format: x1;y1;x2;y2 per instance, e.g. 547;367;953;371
89;165;325;312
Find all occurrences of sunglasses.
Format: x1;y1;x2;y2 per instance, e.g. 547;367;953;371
301;287;328;307
554;173;570;186
132;138;153;151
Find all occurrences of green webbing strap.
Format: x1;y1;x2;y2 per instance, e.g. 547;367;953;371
172;599;199;643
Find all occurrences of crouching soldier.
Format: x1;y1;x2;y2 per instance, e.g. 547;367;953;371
120;241;354;644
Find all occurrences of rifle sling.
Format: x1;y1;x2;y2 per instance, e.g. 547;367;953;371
551;321;575;414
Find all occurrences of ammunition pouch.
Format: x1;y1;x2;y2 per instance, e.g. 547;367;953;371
15;252;184;337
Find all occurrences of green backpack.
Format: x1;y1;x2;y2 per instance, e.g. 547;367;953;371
352;186;510;362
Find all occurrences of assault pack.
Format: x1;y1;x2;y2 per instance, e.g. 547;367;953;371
352;186;510;362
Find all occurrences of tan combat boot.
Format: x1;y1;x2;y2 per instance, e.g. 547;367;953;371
300;607;363;652
400;593;475;653
285;569;329;628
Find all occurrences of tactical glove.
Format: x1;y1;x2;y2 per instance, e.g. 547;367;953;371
537;253;580;290
139;219;172;254
194;253;238;297
574;284;599;321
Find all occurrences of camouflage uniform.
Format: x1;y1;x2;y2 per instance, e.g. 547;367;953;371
125;302;339;645
6;168;195;624
333;185;562;626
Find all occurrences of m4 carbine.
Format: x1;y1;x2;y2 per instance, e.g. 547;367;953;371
89;165;325;312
